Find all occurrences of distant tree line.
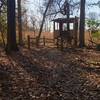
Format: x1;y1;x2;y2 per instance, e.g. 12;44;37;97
0;0;100;53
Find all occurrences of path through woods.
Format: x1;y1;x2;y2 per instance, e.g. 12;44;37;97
0;47;100;99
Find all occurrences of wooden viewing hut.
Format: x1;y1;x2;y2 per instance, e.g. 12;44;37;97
53;17;79;50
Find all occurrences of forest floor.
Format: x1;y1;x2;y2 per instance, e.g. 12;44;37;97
0;47;100;100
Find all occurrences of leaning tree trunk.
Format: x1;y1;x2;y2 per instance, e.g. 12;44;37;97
79;0;86;47
36;0;52;46
17;0;23;45
6;0;18;53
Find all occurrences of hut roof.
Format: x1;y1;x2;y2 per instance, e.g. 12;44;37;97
52;17;78;23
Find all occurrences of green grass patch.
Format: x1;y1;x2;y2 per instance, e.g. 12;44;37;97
92;31;100;39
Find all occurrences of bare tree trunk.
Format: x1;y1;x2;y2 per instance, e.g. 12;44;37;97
6;0;18;53
64;0;70;31
17;0;23;45
79;0;86;47
66;0;70;31
36;0;52;46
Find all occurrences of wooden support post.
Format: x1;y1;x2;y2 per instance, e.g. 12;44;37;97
53;21;55;38
61;37;63;51
36;36;39;47
74;17;78;47
43;36;46;46
27;35;30;49
59;22;63;50
57;23;59;30
57;38;59;48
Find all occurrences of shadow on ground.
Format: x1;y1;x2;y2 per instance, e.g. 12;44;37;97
0;47;100;100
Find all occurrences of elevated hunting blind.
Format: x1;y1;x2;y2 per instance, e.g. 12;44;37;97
53;17;79;50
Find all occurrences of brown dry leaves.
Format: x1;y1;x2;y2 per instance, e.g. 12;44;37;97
0;47;100;100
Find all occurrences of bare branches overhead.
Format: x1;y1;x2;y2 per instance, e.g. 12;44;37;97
0;0;7;13
88;1;100;7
